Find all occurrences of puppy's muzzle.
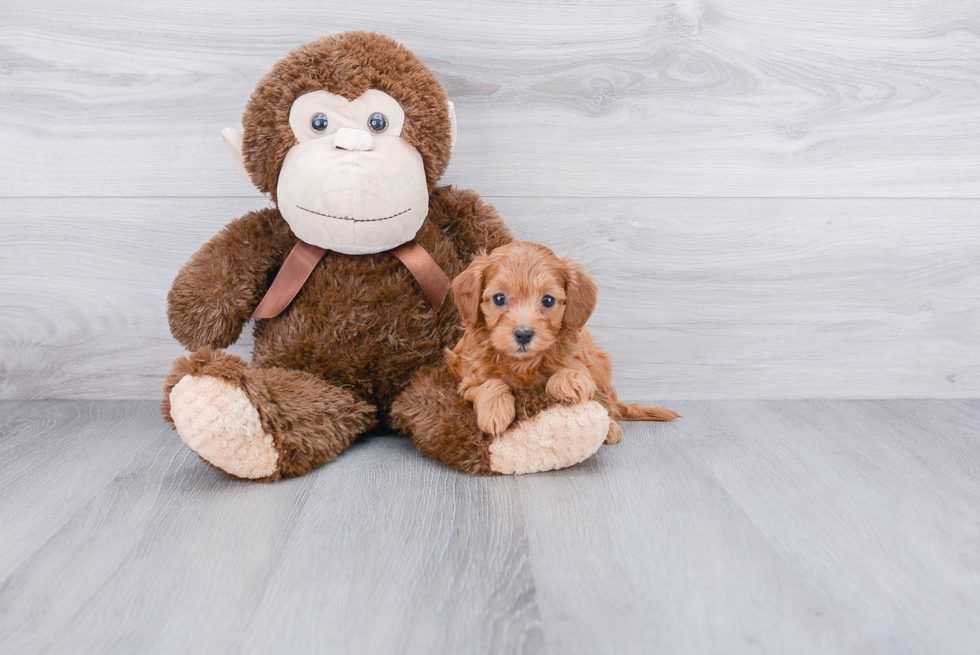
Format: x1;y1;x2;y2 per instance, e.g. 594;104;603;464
514;327;534;347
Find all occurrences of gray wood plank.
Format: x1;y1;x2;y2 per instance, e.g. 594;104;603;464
508;196;980;400
0;401;176;581
1;197;977;400
3;400;979;653
2;0;979;197
665;399;980;654
516;420;864;654
516;399;980;653
0;402;318;654
237;439;542;654
0;402;543;654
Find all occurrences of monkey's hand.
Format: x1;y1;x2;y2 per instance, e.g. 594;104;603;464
167;209;287;351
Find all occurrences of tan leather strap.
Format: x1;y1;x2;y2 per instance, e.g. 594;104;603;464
252;240;327;319
390;240;450;311
252;239;449;319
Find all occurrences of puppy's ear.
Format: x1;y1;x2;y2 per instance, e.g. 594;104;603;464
452;255;490;327
562;259;598;329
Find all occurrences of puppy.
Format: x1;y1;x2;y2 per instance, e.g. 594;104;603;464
446;241;679;443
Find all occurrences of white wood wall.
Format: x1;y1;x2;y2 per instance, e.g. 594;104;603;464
2;0;978;399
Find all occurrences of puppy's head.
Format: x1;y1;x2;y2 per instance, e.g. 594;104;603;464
451;241;598;358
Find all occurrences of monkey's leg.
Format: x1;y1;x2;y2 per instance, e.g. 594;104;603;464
390;364;496;475
391;364;609;475
162;348;376;482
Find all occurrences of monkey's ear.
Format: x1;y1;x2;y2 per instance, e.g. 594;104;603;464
448;101;457;152
221;127;251;183
562;259;598;329
451;255;489;328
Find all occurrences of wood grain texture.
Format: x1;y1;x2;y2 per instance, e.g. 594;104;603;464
2;0;979;197
1;197;976;400
2;399;979;653
516;417;863;653
516;398;980;654
670;399;980;653
0;402;542;654
2;1;978;398
0;401;175;582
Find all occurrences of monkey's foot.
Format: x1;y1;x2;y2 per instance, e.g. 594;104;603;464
162;348;376;482
169;375;278;479
393;363;611;476
488;401;609;474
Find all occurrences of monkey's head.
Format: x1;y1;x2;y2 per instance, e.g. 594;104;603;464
222;32;457;255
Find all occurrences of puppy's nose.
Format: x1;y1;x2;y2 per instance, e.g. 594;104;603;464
514;327;534;346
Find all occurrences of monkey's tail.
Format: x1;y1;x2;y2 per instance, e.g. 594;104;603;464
614;402;680;422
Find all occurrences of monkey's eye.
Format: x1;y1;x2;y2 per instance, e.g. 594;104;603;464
368;112;388;133
311;113;329;133
492;293;507;307
542;295;556;308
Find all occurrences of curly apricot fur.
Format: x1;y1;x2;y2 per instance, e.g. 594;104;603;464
448;242;679;446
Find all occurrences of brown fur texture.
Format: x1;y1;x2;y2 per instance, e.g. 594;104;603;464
163;32;626;481
446;242;679;444
242;32;453;200
163;348;376;481
389;363;566;476
163;31;521;480
164;184;514;479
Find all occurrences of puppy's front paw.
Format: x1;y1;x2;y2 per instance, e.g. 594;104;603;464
476;392;517;436
546;368;597;404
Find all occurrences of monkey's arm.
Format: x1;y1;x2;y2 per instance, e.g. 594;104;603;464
167;208;289;351
430;186;513;261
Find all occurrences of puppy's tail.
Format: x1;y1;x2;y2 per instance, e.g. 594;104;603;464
614;402;680;421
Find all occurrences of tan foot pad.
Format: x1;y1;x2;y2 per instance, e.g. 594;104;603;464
169;375;278;479
488;401;610;475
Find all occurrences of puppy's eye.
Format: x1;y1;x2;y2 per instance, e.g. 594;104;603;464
311;113;329;132
492;293;507;307
542;295;556;308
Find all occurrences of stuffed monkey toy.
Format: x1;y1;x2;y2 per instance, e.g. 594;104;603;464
162;32;612;480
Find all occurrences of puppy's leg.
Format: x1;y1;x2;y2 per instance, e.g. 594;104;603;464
580;329;618;403
467;378;517;436
605;420;623;445
546;365;597;404
582;336;623;439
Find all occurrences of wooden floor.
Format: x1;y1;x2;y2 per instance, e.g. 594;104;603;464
2;400;978;653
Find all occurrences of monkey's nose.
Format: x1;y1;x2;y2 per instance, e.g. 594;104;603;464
514;327;534;346
333;127;374;151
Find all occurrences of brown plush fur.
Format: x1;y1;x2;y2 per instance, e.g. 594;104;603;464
163;348;376;482
164;187;513;479
163;32;513;480
389;363;566;476
446;242;679;444
242;32;453;200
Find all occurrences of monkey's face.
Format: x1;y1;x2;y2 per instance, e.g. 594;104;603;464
275;89;430;255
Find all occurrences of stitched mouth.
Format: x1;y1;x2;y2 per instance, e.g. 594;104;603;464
296;206;411;223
